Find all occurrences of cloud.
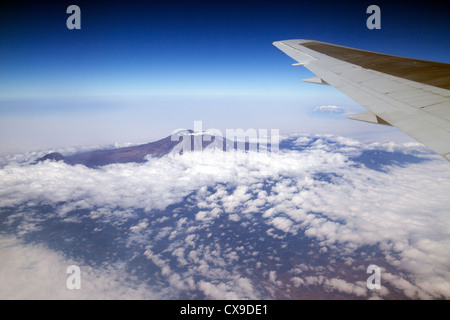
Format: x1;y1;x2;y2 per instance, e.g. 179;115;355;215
293;275;369;297
0;134;449;299
198;276;259;300
270;217;294;233
314;105;346;114
0;235;161;299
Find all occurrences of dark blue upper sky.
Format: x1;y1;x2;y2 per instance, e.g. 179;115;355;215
0;0;449;152
2;0;448;97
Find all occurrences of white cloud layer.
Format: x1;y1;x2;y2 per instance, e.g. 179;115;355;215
0;134;449;299
0;235;161;299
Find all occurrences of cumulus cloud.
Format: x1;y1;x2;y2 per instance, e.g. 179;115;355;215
314;105;346;114
293;275;369;297
0;133;449;299
198;276;259;300
0;235;161;299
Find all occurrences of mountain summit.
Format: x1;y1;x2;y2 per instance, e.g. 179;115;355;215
35;130;268;167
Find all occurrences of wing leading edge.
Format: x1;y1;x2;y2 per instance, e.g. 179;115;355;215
273;39;450;162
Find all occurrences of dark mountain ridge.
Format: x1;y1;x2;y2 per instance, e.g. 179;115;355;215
35;130;270;168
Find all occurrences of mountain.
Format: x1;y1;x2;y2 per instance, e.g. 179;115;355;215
36;152;65;162
35;130;266;167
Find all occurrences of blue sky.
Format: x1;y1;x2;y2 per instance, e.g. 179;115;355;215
1;0;449;153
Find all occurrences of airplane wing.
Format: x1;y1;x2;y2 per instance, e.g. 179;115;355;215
273;39;450;161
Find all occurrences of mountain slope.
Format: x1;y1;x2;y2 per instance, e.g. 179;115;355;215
35;130;262;167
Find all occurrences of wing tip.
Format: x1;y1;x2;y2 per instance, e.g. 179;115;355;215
273;39;312;45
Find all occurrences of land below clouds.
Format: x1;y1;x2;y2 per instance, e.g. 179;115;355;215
1;132;449;299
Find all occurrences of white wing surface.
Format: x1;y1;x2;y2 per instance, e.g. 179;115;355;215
273;39;450;161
